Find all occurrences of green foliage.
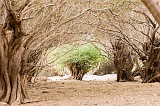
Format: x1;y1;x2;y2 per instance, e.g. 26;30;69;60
67;44;100;63
62;43;103;72
48;43;106;72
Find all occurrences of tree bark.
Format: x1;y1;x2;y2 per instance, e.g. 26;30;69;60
0;25;11;103
68;63;85;80
0;27;29;104
141;0;160;26
112;40;134;82
0;39;29;104
0;1;29;104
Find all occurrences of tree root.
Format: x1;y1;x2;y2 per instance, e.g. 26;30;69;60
65;76;76;80
147;73;160;83
21;98;39;104
142;73;160;83
0;102;8;106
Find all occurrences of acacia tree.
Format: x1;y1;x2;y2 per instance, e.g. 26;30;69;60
111;40;134;82
140;0;160;82
79;0;160;83
78;0;142;81
0;0;31;104
106;2;160;83
53;43;103;80
0;0;95;104
91;0;160;83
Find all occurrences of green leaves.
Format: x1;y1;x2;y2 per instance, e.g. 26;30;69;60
64;43;101;72
66;43;100;64
47;42;107;73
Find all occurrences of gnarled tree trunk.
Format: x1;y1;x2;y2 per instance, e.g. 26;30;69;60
68;63;85;80
112;40;134;82
141;0;160;83
141;39;160;83
0;0;29;104
0;26;29;105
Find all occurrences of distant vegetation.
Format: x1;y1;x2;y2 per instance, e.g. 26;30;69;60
45;42;109;78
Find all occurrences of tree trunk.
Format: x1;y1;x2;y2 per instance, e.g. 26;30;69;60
141;0;160;26
68;63;85;80
0;24;29;105
0;30;28;104
112;40;134;82
70;69;84;80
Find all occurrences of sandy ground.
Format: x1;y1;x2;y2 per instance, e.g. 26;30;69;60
11;75;160;106
47;74;117;81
